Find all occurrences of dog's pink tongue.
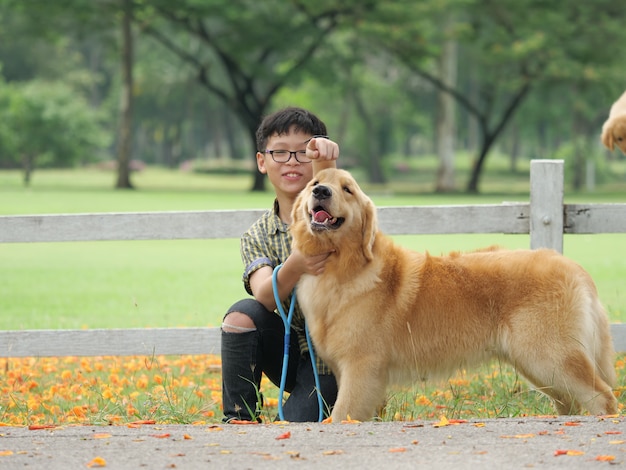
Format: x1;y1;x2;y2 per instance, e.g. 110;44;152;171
314;210;331;223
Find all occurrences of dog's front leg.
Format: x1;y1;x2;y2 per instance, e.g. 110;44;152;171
330;364;387;423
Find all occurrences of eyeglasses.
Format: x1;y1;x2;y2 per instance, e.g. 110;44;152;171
264;135;329;164
264;150;311;164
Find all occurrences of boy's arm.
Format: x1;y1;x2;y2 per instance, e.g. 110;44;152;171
306;136;339;175
248;264;297;312
249;248;335;312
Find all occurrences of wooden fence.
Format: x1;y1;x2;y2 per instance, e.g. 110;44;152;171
1;160;625;357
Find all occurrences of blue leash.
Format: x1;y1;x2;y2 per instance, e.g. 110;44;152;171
272;264;324;422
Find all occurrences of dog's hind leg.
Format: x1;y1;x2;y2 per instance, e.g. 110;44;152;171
559;350;617;415
514;349;617;415
330;362;388;423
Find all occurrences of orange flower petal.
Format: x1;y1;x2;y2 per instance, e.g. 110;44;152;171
501;434;535;439
554;449;585;456
341;415;361;424
275;431;291;440
86;456;107;467
433;416;449;427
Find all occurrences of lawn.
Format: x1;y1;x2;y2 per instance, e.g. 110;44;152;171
1;164;625;329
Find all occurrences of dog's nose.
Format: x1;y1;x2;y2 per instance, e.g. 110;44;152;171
312;185;332;200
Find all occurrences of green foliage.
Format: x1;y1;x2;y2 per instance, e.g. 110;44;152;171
0;79;110;183
1;0;626;191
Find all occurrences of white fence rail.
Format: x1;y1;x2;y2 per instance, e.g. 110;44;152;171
1;160;625;357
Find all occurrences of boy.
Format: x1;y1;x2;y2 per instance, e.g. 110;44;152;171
221;107;339;423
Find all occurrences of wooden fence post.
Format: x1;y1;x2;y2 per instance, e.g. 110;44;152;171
530;160;564;252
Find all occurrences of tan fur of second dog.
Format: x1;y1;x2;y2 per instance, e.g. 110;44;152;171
601;90;626;155
291;168;618;422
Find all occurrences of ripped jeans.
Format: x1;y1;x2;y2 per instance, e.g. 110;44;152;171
220;298;337;422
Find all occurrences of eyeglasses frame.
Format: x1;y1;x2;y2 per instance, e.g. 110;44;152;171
263;135;329;164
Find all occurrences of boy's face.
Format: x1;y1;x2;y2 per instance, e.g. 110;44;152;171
257;128;314;199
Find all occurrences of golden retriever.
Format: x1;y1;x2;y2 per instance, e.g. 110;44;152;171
601;90;626;154
291;168;617;422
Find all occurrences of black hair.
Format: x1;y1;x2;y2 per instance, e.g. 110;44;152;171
255;107;327;151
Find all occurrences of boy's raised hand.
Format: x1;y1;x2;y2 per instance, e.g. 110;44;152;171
306;136;339;173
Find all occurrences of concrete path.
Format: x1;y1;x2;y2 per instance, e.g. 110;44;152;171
0;415;624;469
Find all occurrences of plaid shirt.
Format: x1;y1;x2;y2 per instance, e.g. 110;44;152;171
240;199;332;375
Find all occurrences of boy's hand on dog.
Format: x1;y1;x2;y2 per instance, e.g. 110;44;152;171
290;247;335;276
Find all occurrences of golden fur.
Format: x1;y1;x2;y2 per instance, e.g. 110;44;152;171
291;168;617;422
601;90;626;154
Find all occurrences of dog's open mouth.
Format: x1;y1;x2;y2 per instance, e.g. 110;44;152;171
309;206;345;231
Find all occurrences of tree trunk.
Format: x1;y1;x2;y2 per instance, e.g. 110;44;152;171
509;122;520;172
466;83;532;193
467;133;496;193
435;28;457;193
353;89;385;184
572;117;585;191
22;154;33;187
116;0;134;189
246;124;266;192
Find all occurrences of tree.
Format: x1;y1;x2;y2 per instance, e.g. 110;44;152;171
374;0;626;192
0;0;136;189
134;0;375;191
435;14;457;192
0;80;109;185
116;0;134;189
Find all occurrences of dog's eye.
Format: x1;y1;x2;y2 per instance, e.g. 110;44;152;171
343;185;352;194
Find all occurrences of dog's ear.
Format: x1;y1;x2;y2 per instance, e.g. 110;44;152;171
291;189;306;227
290;189;307;252
361;196;378;262
601;121;614;150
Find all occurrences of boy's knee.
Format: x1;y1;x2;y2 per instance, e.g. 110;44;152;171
222;311;256;333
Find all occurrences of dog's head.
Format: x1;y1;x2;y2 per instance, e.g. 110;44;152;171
601;115;626;155
291;168;378;261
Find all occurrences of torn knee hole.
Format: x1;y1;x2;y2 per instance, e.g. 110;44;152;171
222;322;257;333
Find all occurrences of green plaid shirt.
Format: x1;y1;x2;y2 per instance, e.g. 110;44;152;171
241;199;332;375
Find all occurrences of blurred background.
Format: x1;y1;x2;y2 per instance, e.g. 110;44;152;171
0;0;625;195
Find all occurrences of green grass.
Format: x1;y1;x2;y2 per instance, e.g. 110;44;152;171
1;160;626;330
